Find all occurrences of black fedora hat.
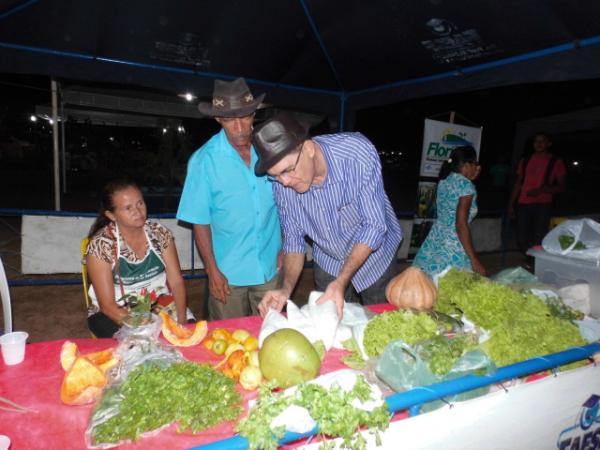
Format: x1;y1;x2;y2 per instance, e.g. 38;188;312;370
198;78;265;118
253;112;309;176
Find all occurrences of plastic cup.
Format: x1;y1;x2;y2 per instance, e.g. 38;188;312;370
0;435;11;450
0;331;29;365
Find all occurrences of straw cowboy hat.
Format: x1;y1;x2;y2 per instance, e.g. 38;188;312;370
253;112;309;176
197;78;265;118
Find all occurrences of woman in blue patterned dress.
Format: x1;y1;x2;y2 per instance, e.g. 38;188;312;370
413;146;487;277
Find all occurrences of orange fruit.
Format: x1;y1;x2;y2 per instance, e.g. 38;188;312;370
228;350;247;379
212;339;228;355
242;336;258;352
203;337;215;351
227;349;246;366
232;329;251;343
211;328;231;342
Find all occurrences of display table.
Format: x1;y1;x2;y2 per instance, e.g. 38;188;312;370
4;304;597;450
0;304;394;449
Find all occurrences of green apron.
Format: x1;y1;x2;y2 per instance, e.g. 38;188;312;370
88;223;168;312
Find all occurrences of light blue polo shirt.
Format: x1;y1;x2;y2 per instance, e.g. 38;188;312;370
177;129;281;286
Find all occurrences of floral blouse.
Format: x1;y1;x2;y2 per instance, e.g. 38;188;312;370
86;220;173;264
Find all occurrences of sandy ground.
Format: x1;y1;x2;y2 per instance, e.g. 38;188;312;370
4;251;526;343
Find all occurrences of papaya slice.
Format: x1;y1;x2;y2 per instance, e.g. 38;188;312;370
160;311;208;347
60;356;107;405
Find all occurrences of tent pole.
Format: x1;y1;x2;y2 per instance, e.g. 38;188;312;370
60;96;67;194
51;78;60;211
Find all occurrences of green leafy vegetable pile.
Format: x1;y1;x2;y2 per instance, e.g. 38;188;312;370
416;334;476;376
340;338;367;369
436;269;586;367
90;361;242;446
363;310;438;357
236;376;390;450
558;234;586;250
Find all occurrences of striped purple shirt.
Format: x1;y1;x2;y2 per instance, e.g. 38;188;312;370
273;132;402;292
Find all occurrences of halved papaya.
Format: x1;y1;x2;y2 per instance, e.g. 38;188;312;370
160;311;208;347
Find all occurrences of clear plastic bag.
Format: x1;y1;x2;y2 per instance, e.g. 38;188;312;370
115;312;163;341
85;333;184;448
375;336;496;412
491;266;538;285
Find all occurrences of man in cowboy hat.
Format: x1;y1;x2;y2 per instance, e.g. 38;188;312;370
177;78;282;320
253;113;402;318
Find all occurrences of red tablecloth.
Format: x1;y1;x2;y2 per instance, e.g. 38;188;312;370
1;304;394;449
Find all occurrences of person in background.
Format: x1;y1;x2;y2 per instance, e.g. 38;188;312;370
413;146;486;277
86;179;189;338
254;113;402;318
507;132;566;253
177;78;282;320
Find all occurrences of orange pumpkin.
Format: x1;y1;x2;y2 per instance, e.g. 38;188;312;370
385;266;437;310
160;311;208;347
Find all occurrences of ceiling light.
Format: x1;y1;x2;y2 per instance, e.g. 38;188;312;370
178;92;196;102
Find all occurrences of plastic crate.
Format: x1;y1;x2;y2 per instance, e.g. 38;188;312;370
527;248;600;318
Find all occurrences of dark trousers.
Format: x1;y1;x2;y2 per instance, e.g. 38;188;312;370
88;312;120;338
516;202;552;252
313;258;397;305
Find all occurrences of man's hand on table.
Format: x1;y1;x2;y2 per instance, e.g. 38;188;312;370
315;280;345;319
208;268;231;303
258;289;288;317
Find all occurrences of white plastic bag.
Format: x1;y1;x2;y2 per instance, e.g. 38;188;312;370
258;292;342;351
305;291;340;350
542;218;600;261
558;283;591;316
258;308;290;347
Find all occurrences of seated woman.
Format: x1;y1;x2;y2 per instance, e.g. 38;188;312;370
86;179;191;337
413;146;487;278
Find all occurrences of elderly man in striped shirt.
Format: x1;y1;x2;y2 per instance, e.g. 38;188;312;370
253;113;403;318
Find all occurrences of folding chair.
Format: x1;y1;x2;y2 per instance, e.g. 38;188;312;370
80;237;96;338
0;255;12;334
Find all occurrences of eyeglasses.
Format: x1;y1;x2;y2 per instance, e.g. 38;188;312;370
267;146;303;182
